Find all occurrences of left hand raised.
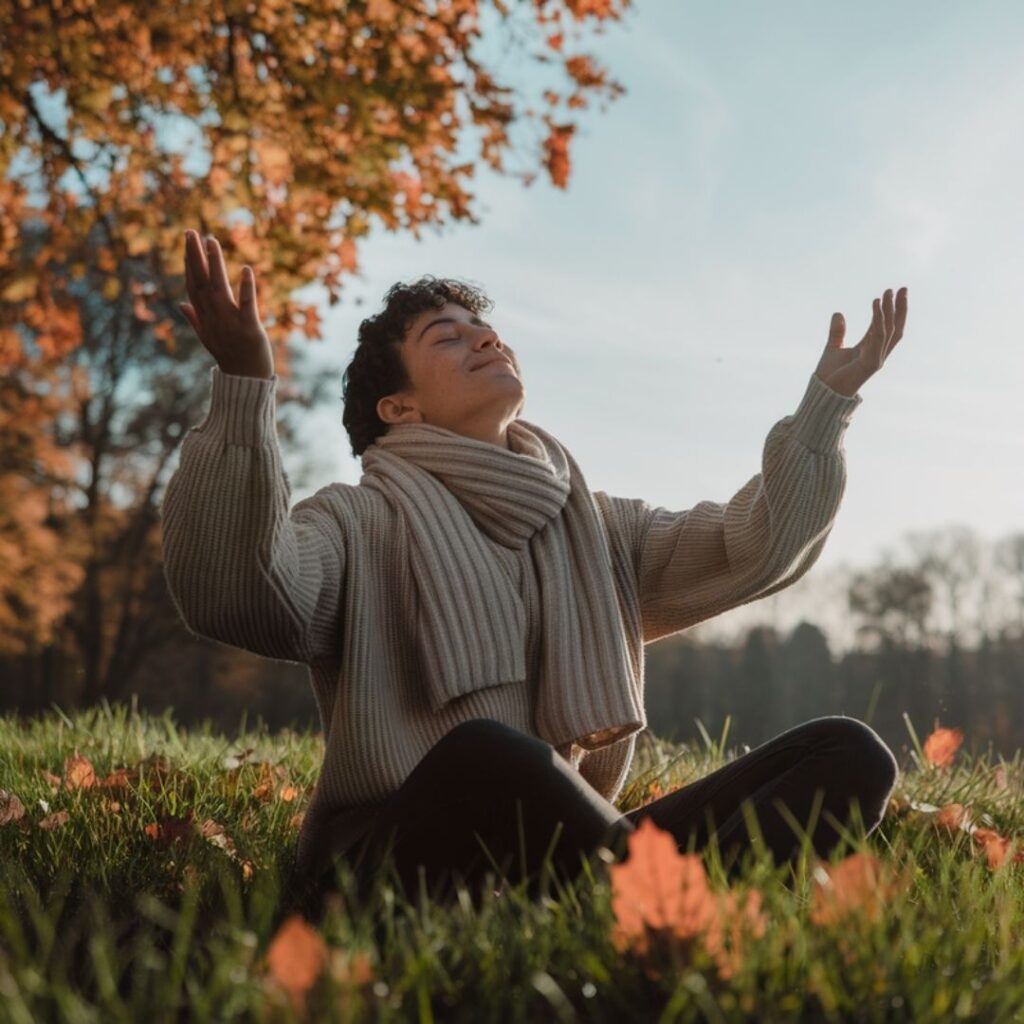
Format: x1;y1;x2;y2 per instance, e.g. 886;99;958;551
815;287;908;398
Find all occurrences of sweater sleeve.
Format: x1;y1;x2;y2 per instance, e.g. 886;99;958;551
615;372;862;644
160;365;346;664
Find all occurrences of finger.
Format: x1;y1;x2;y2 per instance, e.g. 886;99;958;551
205;235;237;307
892;285;908;341
239;266;260;321
882;288;894;341
825;311;846;350
185;231;209;310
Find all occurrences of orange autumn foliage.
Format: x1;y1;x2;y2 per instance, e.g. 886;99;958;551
608;817;766;980
265;914;329;1017
0;0;632;683
809;851;907;927
922;724;963;768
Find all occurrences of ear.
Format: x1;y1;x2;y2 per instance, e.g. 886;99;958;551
377;393;420;425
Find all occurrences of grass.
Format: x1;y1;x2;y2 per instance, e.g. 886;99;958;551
1;701;1023;1023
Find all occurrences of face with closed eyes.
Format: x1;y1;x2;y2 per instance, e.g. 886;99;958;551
376;301;525;449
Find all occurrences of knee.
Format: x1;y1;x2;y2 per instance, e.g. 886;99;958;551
819;716;899;797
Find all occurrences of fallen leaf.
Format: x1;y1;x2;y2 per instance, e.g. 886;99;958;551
971;828;1016;870
280;785;299;802
265;914;328;1017
101;767;138;790
608;817;717;956
63;751;97;790
934;803;972;833
922;725;963;769
38;810;70;830
809;852;904;926
703;888;767;980
0;789;26;825
40;770;62;788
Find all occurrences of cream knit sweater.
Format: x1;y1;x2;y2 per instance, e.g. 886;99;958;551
161;365;861;875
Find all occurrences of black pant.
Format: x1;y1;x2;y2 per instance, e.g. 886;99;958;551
310;715;898;909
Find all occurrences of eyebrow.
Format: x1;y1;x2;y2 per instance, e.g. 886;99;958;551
417;314;491;343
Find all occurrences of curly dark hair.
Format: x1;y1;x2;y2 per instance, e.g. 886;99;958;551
341;275;495;458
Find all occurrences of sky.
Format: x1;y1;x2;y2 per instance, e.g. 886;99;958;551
269;0;1022;643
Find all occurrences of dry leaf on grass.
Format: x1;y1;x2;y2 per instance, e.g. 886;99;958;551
608;816;766;979
0;789;26;825
265;914;329;1017
809;852;907;928
922;725;963;769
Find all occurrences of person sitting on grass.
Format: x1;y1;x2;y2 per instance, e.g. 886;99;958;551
165;228;908;912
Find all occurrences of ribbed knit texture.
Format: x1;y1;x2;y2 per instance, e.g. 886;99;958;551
359;415;647;757
160;365;862;875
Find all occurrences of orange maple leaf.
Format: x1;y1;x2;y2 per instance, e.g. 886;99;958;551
608;817;717;956
922;725;963;768
266;914;328;1016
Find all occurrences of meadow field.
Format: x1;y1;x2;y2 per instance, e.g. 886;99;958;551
2;702;1023;1023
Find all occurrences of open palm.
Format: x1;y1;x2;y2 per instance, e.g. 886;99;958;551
815;287;908;398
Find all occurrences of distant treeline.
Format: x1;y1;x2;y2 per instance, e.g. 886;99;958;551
644;621;1024;764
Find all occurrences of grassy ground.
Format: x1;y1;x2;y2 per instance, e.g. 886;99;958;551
1;701;1023;1023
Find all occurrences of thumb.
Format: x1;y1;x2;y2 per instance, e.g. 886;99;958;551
825;311;845;350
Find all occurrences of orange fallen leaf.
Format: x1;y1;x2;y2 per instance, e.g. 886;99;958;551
0;789;26;825
63;751;97;790
101;767;138;790
703;888;767;981
922;725;963;769
40;770;62;788
809;852;904;927
289;812;305;830
934;803;972;833
609;817;717;957
971;827;1019;870
265;914;328;1017
38;810;70;830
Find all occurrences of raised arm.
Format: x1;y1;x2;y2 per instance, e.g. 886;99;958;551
161;231;345;663
601;286;909;643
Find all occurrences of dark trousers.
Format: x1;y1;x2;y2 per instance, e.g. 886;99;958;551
313;715;899;908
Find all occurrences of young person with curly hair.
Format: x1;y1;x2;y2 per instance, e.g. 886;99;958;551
166;229;908;912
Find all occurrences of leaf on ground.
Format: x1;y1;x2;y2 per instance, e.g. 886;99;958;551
38;810;70;830
971;827;1024;869
0;789;26;825
265;914;328;1016
809;852;906;926
933;802;973;833
608;816;722;959
922;725;963;769
703;888;767;981
252;762;290;802
63;751;97;790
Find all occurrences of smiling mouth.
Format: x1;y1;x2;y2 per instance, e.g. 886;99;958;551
475;357;514;372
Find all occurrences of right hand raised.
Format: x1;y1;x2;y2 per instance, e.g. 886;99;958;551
180;230;275;380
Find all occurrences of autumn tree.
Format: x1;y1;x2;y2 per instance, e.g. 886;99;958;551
0;0;633;707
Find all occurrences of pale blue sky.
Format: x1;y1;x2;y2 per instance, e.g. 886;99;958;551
282;0;1022;616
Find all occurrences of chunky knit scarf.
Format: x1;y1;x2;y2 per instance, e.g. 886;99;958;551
360;418;646;754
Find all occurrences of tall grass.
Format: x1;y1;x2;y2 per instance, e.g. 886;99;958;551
1;700;1023;1022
